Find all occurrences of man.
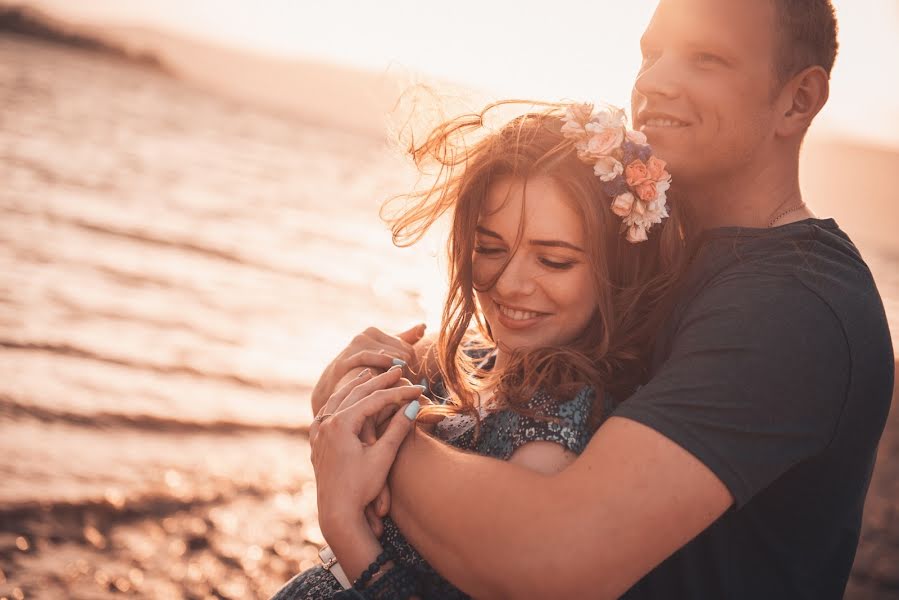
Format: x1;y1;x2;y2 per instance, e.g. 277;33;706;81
299;0;894;597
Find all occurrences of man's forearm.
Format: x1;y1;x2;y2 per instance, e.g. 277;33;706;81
387;430;562;598
386;417;733;599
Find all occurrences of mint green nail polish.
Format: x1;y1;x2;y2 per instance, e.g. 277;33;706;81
419;378;429;392
412;384;426;392
404;400;421;420
391;358;407;368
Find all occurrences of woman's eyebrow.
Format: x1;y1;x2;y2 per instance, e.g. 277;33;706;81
476;225;583;252
475;225;504;240
530;239;584;252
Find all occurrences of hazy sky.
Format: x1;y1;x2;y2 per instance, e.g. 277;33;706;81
24;0;899;149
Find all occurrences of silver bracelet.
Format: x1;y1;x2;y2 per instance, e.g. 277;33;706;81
318;544;352;589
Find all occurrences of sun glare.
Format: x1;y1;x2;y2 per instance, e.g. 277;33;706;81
19;0;899;146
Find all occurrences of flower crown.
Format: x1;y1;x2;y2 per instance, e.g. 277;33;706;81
560;103;671;243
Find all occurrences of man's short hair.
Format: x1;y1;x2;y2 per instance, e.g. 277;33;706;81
771;0;839;84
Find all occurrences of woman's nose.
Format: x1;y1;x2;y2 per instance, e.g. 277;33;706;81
494;252;536;298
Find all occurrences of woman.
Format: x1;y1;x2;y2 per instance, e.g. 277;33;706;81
273;101;685;599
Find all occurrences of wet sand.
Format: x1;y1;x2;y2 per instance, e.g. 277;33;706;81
0;459;325;599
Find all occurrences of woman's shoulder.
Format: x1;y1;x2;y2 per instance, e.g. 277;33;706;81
475;385;597;459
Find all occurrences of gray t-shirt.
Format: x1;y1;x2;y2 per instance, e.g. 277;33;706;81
616;218;894;600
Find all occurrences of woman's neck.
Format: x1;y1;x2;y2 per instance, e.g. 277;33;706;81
492;348;507;372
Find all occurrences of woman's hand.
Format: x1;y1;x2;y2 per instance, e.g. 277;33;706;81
311;367;423;538
310;324;426;416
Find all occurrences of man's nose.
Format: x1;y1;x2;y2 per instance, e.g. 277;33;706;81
633;53;681;101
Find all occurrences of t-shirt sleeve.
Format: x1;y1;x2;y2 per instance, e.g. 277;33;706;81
612;273;851;507
500;386;594;459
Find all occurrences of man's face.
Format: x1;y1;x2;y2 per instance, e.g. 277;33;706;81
631;0;782;181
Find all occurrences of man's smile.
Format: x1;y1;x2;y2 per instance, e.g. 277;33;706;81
635;110;691;131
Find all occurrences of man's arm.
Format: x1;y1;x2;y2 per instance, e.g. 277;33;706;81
388;274;848;598
389;416;732;599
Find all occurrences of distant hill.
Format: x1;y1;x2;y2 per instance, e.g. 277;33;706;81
0;4;168;72
92;25;482;142
96;25;413;140
4;1;897;260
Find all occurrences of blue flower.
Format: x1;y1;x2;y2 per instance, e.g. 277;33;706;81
621;140;640;165
637;145;652;162
602;175;629;198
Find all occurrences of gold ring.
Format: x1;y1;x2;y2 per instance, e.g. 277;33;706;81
313;413;333;423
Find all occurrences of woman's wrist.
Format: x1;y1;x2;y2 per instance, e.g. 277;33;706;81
319;501;368;539
323;512;386;584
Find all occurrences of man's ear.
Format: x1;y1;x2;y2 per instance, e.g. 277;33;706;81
776;65;830;138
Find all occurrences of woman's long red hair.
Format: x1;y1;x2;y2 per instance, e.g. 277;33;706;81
382;100;690;429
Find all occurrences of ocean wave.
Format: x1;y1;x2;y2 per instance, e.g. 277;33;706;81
0;394;310;435
0;482;272;533
0;339;313;394
1;203;347;289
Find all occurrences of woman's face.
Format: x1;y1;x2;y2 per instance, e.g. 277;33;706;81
473;175;599;357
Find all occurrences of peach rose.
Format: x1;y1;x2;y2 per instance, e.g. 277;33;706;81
611;192;635;217
625;159;650;186
582;125;624;159
636;181;658;202
647;156;669;182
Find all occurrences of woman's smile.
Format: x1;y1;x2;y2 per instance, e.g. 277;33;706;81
493;300;551;330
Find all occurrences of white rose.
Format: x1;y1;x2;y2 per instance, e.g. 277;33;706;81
593;156;623;181
582;126;625;160
655;179;671;195
561;104;594;138
590;105;627;129
627;224;649;243
632;198;647;216
561;119;586;138
611;192;635;217
626;129;648;145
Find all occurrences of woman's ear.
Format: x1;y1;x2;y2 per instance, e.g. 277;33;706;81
776;65;830;139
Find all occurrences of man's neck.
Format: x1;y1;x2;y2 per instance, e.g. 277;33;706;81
679;153;810;232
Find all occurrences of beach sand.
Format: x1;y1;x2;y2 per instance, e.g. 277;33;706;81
0;366;896;600
1;470;326;599
844;361;899;599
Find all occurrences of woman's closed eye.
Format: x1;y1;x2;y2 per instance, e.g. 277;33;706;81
474;244;506;256
539;257;577;270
